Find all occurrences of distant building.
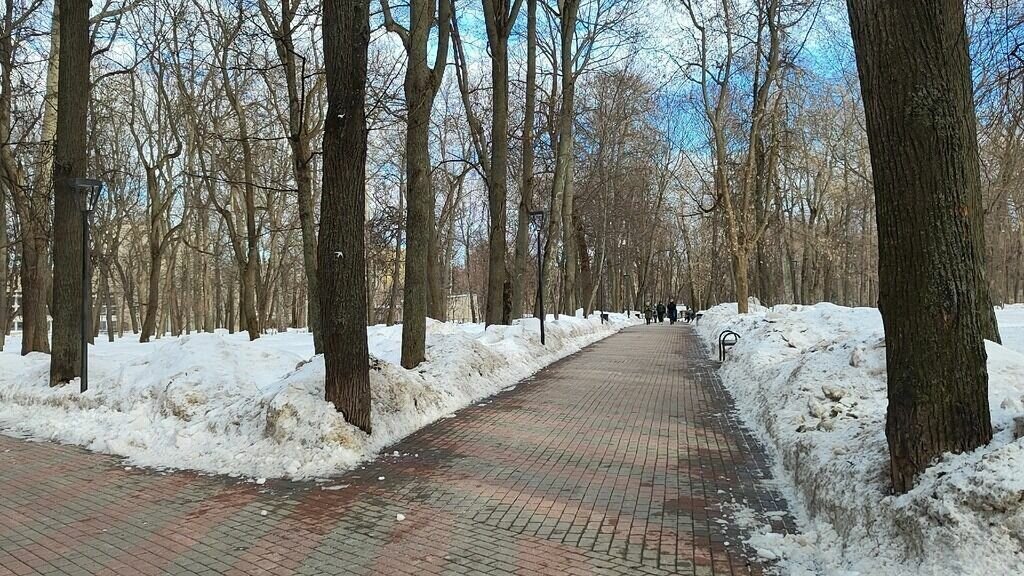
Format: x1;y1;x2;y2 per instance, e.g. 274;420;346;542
447;293;479;324
9;291;52;334
9;291;122;334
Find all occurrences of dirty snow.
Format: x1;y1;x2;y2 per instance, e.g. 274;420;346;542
698;303;1024;575
0;313;637;480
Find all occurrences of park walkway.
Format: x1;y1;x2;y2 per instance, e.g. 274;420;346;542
0;325;794;576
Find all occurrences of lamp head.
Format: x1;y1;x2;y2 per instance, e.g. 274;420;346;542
67;178;104;212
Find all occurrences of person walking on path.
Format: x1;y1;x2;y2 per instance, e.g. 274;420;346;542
644;303;654;325
656;302;666;323
668;300;678;324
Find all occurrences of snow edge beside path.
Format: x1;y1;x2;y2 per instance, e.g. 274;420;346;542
696;303;1024;576
0;312;640;481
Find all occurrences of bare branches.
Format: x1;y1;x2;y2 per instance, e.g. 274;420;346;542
379;0;411;46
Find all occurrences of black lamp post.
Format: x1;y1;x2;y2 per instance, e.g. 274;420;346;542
528;210;546;345
69;178;103;393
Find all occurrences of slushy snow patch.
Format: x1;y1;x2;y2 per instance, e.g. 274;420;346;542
0;313;637;479
699;303;1024;575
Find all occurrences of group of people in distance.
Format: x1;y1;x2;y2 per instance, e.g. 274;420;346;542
644;300;681;325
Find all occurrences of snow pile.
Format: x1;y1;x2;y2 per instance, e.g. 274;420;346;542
0;312;636;479
697;303;1024;575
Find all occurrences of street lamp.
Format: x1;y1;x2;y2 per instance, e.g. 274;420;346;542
529;210;546;345
69;178;103;393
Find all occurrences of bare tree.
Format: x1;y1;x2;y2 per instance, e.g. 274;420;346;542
511;0;537;320
452;0;523;325
847;0;996;492
1;0;48;354
258;0;324;353
49;0;92;385
380;0;452;368
320;0;371;433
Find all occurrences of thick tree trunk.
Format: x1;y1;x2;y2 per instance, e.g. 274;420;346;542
139;170;165;343
847;0;994;493
731;248;751;312
49;0;90;386
226;277;236;333
115;261;139;333
320;0;371;433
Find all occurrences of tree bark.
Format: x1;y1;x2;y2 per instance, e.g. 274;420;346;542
847;0;994;493
512;0;536;321
480;0;521;326
541;0;579;317
49;0;90;386
386;169;404;326
0;177;6;350
320;0;371;433
388;0;451;368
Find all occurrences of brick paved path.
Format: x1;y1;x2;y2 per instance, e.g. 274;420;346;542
0;325;794;576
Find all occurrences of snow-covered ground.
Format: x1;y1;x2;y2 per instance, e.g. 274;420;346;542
0;313;637;480
697;303;1024;575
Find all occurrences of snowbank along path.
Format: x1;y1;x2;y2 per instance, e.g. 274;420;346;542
697;303;1024;576
0;313;635;479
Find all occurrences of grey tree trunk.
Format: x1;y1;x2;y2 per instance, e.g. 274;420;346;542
320;0;371;433
847;0;995;493
386;0;451;369
511;1;536;321
49;0;90;386
481;0;521;326
542;0;579;317
387;171;404;326
0;179;6;350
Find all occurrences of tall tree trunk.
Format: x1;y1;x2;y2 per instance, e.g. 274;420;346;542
320;0;371;433
542;0;579;316
226;275;236;333
511;0;536;321
427;207;445;320
393;0;451;369
561;160;577;315
387;172;404;326
0;180;6;350
259;0;323;353
1;4;48;354
847;0;994;493
49;0;90;386
139;170;165;343
482;1;516;326
102;265;113;342
401;79;431;367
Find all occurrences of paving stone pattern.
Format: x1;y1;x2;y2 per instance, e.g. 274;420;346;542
0;325;795;575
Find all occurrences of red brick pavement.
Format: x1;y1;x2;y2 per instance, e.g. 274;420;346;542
0;325;795;575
